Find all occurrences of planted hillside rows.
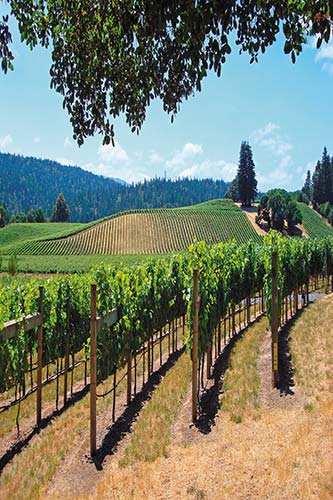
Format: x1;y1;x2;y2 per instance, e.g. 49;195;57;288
12;204;261;256
298;202;333;239
1;233;333;394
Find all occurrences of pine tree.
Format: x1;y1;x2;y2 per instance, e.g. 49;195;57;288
35;208;45;223
321;147;332;204
302;170;311;199
225;176;239;201
52;193;70;222
312;148;333;207
237;141;257;207
312;161;324;207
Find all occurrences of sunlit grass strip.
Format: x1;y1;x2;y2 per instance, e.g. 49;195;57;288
221;316;268;423
120;352;191;466
289;295;333;403
0;353;87;440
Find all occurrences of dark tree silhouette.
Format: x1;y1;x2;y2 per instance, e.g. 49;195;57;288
52;193;70;222
237;142;257;207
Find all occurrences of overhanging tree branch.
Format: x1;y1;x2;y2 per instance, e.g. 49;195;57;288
2;1;332;144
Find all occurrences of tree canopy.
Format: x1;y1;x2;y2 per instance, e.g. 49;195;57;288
257;188;302;232
1;2;332;144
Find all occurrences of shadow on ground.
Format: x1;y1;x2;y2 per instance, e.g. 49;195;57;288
0;385;89;474
195;316;266;435
92;347;184;471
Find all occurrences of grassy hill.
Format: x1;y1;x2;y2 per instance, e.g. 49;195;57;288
3;200;262;256
0;222;86;253
297;203;333;238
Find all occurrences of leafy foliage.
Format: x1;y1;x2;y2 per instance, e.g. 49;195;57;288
257;189;302;232
2;2;332;143
1;232;332;392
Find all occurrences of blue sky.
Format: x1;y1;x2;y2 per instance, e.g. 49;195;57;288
0;18;333;192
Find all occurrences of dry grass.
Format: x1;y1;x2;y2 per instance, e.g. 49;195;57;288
221;316;267;422
0;326;182;499
119;352;191;466
86;298;333;500
87;406;332;500
0;352;87;440
289;295;333;403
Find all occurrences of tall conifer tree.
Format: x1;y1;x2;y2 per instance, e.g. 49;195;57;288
52;193;70;222
237;141;257;207
302;170;311;199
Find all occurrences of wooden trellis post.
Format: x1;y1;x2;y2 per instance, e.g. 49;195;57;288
271;252;279;388
37;286;44;426
90;284;97;456
64;287;70;405
192;270;199;422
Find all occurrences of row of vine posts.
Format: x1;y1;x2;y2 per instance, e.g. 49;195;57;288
0;286;44;427
190;251;332;422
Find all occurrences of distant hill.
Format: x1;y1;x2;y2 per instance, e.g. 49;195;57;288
0;153;228;222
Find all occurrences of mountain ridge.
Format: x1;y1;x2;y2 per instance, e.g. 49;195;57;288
0;152;229;222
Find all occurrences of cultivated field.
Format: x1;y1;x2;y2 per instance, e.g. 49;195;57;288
8;200;262;256
297;202;333;238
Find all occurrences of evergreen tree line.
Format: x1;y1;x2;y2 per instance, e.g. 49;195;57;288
0;193;71;226
0;153;228;222
301;147;333;224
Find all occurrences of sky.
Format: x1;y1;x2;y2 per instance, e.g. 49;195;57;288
0;16;333;192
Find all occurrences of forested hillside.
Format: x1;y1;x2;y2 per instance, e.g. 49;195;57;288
0;153;228;222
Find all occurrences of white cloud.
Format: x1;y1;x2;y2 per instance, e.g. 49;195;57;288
83;162;149;184
167;142;203;167
257;168;293;192
315;40;333;61
251;123;299;191
322;61;333;76
64;136;73;148
251;122;279;144
33;136;41;144
312;38;333;76
98;141;129;162
149;151;164;164
179;159;237;182
0;134;13;150
251;123;293;159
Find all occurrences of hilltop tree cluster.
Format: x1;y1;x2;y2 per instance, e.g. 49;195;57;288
257;189;302;232
301;147;333;224
10;207;46;224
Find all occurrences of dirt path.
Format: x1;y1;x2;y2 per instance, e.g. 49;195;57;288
0;378;87;473
237;204;267;236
